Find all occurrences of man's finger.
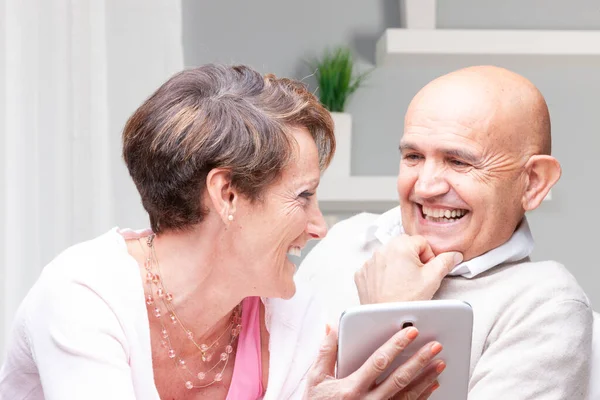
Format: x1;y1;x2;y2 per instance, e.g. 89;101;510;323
425;251;463;280
354;270;367;304
351;327;419;391
410;235;436;264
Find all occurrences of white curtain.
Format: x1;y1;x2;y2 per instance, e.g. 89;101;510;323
0;0;184;357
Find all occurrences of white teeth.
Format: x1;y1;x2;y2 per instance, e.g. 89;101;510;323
287;247;301;257
422;206;468;221
425;216;454;223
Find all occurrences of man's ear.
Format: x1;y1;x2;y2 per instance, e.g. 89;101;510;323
206;168;237;224
522;155;561;211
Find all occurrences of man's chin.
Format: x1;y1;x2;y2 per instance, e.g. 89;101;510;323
422;236;463;257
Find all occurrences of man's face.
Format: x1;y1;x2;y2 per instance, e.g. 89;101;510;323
397;99;527;261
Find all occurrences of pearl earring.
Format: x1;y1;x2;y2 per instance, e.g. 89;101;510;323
227;214;234;221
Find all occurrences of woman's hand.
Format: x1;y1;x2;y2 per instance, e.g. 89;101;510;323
303;326;445;400
354;235;463;304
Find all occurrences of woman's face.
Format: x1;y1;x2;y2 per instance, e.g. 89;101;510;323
234;126;327;299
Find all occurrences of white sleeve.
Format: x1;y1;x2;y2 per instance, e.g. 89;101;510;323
26;278;137;400
468;299;592;400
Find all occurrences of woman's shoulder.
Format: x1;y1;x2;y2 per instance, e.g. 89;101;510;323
22;228;145;326
41;227;136;282
3;229;151;395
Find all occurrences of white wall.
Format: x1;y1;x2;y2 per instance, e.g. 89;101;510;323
0;1;183;358
182;0;600;306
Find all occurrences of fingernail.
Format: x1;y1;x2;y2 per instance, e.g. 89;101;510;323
325;324;331;335
453;252;463;265
431;342;443;355
406;327;418;339
435;360;446;374
431;381;440;392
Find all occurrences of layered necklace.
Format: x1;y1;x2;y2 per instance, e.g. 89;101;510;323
140;234;242;390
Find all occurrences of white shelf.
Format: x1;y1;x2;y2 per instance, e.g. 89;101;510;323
318;176;398;213
318;176;398;202
376;29;600;64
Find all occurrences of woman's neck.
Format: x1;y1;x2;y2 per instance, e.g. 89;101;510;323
134;223;247;343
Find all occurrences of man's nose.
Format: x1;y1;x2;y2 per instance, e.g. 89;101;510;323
414;161;450;198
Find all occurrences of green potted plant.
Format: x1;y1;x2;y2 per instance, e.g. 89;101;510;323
309;46;370;178
311;46;369;113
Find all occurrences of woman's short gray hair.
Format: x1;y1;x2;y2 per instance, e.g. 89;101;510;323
122;64;335;233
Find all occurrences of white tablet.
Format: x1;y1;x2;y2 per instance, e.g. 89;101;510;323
337;300;473;399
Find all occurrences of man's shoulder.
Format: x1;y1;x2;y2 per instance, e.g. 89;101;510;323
326;211;380;241
296;212;380;281
488;259;590;306
308;211;381;257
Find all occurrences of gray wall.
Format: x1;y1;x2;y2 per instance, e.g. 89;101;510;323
183;0;600;306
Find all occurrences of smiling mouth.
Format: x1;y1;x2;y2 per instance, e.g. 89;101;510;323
286;246;303;269
287;246;302;257
419;204;469;223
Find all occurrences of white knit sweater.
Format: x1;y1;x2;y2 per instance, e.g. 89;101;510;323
296;211;593;399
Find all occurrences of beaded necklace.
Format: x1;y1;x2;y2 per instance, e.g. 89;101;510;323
140;235;242;390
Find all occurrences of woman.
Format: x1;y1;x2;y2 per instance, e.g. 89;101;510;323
0;64;444;399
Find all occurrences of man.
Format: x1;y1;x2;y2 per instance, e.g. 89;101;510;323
300;66;593;398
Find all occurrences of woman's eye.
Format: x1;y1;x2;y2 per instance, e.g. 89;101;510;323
299;191;314;199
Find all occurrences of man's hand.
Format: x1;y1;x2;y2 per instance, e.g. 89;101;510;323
355;234;463;304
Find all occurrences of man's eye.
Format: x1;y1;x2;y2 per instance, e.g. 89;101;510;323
450;159;470;167
404;154;422;161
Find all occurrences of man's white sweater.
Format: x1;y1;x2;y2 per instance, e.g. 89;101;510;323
297;210;593;399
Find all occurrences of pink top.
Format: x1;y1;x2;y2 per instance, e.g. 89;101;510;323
119;228;264;398
0;227;265;400
227;296;264;399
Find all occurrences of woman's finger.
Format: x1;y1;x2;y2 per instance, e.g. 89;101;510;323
399;359;445;399
350;327;420;391
371;340;443;399
415;380;440;400
306;325;338;384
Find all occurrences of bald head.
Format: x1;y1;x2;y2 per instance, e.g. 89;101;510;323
398;65;561;261
406;66;551;156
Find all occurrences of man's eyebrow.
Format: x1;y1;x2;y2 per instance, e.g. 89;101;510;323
399;142;480;164
399;142;418;153
444;148;480;164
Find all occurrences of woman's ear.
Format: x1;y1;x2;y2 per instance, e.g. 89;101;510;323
521;155;561;211
206;168;237;224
